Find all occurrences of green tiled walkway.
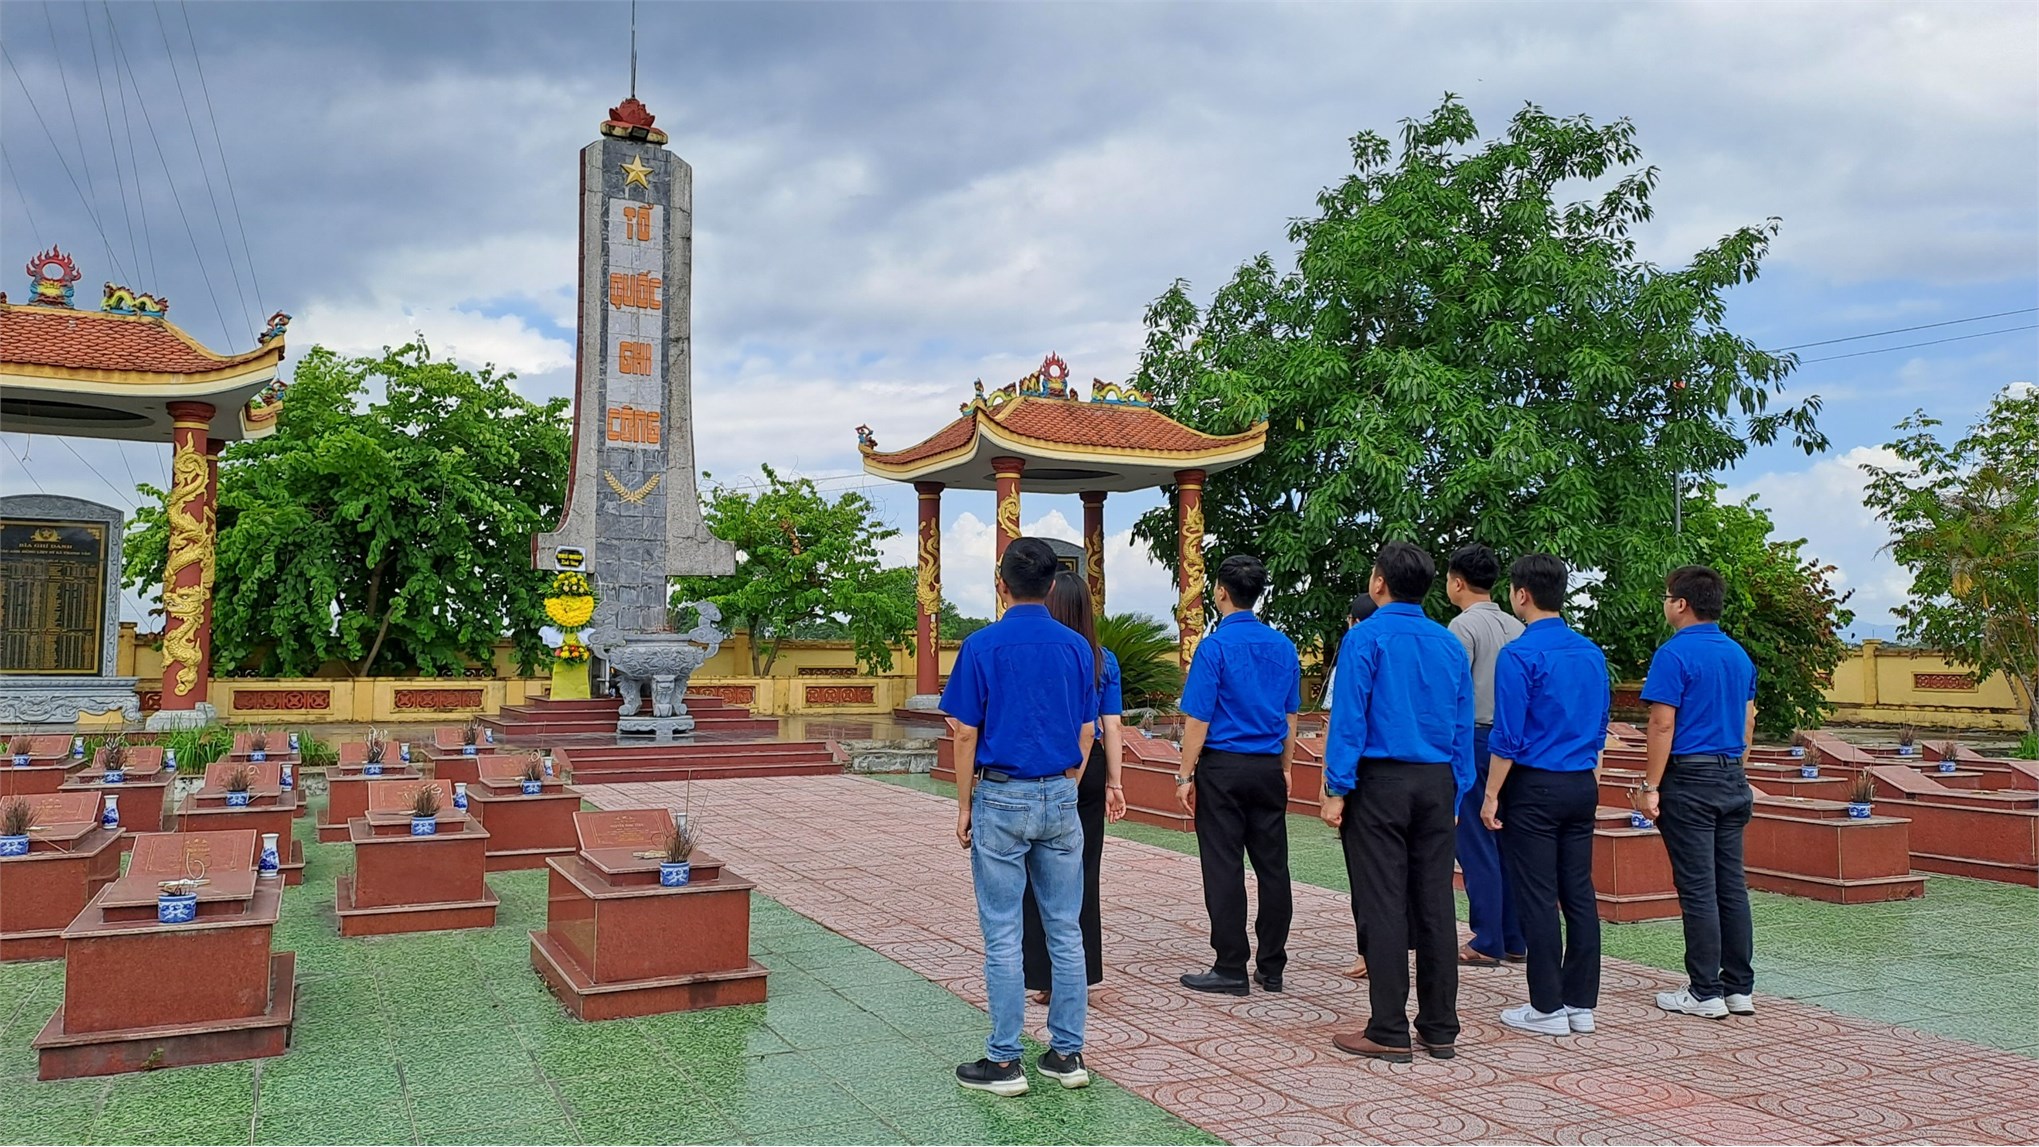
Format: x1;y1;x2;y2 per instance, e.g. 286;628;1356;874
878;772;2039;1057
0;796;1215;1146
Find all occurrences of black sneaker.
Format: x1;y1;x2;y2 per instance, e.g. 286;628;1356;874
956;1057;1028;1096
1254;971;1284;993
1037;1049;1091;1089
1180;970;1251;997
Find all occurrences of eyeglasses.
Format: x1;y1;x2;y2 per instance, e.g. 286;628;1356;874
1662;594;1681;601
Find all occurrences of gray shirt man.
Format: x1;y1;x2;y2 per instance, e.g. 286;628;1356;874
1449;601;1524;726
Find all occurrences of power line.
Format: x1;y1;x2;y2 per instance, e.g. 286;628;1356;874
55;436;141;512
1;438;48;493
103;0;158;285
1774;307;2039;352
83;1;144;279
153;0;254;339
0;42;129;282
1795;323;2038;365
178;1;264;320
42;5;109;251
0;143;44;244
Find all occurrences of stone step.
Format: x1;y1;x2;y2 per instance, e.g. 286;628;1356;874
565;759;842;785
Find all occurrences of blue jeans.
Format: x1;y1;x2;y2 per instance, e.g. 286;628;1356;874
1456;725;1523;959
972;775;1086;1062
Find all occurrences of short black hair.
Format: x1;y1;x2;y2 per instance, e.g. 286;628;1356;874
1509;553;1568;612
1448;544;1501;592
1000;537;1060;601
1347;594;1377;623
1216;555;1270;610
1373;542;1435;603
1666;565;1727;621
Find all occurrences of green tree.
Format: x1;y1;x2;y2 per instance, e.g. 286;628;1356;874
1127;97;1825;669
1861;386;2039;736
1097;612;1185;709
123;341;569;676
676;465;915;675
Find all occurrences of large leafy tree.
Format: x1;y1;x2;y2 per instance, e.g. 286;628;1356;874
1129;97;1826;671
1861;386;2039;736
677;465;915;675
124;341;570;676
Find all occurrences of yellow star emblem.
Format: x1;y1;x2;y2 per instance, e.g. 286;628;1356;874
620;154;654;189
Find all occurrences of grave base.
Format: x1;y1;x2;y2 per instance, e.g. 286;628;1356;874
617;715;696;741
32;951;294;1079
334;875;498;937
530;931;766;1021
1746;866;1926;903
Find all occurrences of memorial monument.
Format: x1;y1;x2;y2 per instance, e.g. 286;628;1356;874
0;496;141;725
532;97;735;741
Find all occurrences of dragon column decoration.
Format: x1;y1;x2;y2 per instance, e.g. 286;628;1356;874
159;432;216;699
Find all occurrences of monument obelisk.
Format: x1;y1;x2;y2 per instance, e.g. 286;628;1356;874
535;97;734;632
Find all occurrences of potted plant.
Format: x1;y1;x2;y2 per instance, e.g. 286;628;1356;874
224;763;256;807
659;817;699;887
363;728;388;776
461;718;482;757
1;797;33;857
157;877;201;923
8;735;31;768
519;755;545;795
1896;725;1917;758
1847;773;1876;819
102;737;129;784
1798;746;1819;780
410;785;442;836
248;729;270;763
1788;730;1808;759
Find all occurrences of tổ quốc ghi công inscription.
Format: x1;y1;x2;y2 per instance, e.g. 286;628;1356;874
0;519;107;675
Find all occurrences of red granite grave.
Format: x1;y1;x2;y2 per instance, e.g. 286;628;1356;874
1743;794;1928;903
317;755;423;843
0;745;79;797
175;762;304;885
1592;806;1681;921
530;808;768;1020
0;792;125;961
61;752;177;836
30;829;294;1079
335;779;497;936
465;753;582;871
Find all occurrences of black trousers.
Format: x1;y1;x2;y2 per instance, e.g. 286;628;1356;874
1342;759;1458;1048
1022;742;1107;989
1193;750;1291;979
1498;766;1601;1013
1658;755;1755;1000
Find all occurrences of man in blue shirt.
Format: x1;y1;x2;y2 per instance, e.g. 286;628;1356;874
1173;555;1301;997
1477;554;1610;1038
1321;542;1474;1063
1637;564;1759;1021
941;537;1098;1095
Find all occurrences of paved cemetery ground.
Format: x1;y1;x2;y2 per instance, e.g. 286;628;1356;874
2;772;2034;1145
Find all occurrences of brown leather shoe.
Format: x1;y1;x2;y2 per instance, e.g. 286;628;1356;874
1414;1035;1457;1060
1459;944;1501;967
1331;1031;1413;1063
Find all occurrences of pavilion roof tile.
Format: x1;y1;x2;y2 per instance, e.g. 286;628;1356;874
865;397;1263;467
0;304;274;377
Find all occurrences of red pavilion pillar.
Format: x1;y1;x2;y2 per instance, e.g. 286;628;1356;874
913;482;943;700
992;457;1024;618
1174;469;1206;669
1081;490;1107;620
155;402;219;723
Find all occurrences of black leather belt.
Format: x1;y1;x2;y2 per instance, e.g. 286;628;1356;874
1669;753;1741;766
976;767;1073;783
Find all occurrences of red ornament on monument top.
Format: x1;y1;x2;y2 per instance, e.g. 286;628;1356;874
601;96;668;144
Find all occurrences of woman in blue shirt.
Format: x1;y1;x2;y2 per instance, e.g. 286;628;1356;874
1022;571;1125;1001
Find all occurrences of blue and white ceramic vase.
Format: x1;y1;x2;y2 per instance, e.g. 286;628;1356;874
259;833;281;878
165;747;178;771
71;736;85;759
462;744;478;757
103;768;125;785
227;790;252;808
410;815;438;836
289;733;301;752
1897;745;1915;757
100;795;119;828
542;756;555;777
452;782;468;810
0;834;28;857
364;762;383;776
484;727;495;745
1847;801;1873;819
399;742;411;763
10;753;28;767
158;892;198;923
281;763;294;791
1789;746;1806;759
521;779;542;795
1798;763;1819;779
1937;760;1956;774
659;861;691;887
251;749;267;762
1628;810;1653;830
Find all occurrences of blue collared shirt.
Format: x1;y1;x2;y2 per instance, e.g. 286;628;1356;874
941;604;1097;778
1180;611;1301;755
1488;618;1611;772
1325;602;1475;800
1097;649;1123;737
1640;622;1758;756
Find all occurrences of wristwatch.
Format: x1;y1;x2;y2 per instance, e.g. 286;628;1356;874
1175;774;1194;786
1638;780;1657;793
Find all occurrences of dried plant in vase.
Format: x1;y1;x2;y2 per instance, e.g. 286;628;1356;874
1789;730;1809;758
518;754;546;794
659;817;700;887
410;784;443;835
102;736;131;783
1847;772;1877;817
363;727;388;774
461;717;482;755
8;734;31;767
224;763;257;807
1896;725;1918;756
1;797;34;855
248;729;271;761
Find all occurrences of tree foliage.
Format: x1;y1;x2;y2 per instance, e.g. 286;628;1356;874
123;341;569;676
1128;97;1826;674
1861;386;2039;735
676;465;915;675
1097;612;1185;709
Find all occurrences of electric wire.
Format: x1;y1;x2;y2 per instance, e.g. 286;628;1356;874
178;0;264;319
1;439;48;493
84;1;145;280
153;0;254;338
104;0;158;285
42;4;109;255
1;142;45;244
1794;324;2038;364
0;43;130;283
1774;307;2039;352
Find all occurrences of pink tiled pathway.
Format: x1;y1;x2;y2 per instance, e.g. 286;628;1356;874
586;776;2039;1145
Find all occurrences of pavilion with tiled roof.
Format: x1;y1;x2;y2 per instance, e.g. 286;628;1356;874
859;353;1267;701
1;246;290;727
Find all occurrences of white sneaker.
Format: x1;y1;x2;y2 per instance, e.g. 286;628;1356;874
1656;987;1729;1019
1725;993;1755;1016
1500;1004;1570;1036
1564;1006;1596;1033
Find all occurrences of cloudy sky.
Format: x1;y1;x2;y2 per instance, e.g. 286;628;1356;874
3;1;2034;634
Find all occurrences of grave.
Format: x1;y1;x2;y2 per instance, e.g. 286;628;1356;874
465;752;583;871
0;791;125;960
416;725;501;788
317;744;423;844
30;829;294;1078
530;808;767;1020
0;496;143;727
1;735;82;798
175;761;304;885
61;747;177;835
335;778;497;936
